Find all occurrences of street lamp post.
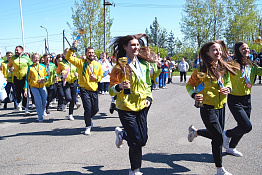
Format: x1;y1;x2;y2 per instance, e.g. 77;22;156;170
40;26;49;54
103;1;114;52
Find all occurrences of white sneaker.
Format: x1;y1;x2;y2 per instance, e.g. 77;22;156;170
84;126;91;135
25;108;31;116
31;104;36;110
43;111;47;117
115;127;123;148
222;130;230;149
104;91;109;95
61;104;66;112
129;169;143;175
102;91;105;95
68;114;74;121
76;102;81;109
216;167;232;175
17;106;23;111
226;148;243;157
188;125;197;142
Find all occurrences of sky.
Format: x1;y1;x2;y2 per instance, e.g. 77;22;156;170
0;0;261;56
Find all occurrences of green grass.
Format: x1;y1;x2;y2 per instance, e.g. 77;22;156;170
172;71;193;76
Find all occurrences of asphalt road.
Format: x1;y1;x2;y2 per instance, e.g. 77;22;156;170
0;76;261;175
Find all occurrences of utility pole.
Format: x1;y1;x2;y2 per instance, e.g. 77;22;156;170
103;1;114;52
19;0;25;52
155;17;159;53
63;30;65;52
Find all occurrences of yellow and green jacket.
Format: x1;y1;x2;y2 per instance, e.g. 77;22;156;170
1;60;14;83
186;67;231;109
43;62;57;87
24;63;49;90
57;59;78;84
65;49;103;91
230;65;262;96
109;59;157;112
8;54;33;80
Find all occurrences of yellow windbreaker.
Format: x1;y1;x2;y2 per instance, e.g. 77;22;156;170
186;68;231;109
65;49;103;91
24;63;49;90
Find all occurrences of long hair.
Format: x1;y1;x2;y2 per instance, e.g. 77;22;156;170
199;40;239;80
111;33;154;74
234;41;256;67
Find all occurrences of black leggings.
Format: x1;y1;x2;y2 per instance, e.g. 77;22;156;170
197;104;225;168
118;101;151;171
226;94;252;148
14;76;27;107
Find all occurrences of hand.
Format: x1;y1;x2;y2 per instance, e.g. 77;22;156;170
145;99;151;107
156;61;161;67
10;67;14;72
119;80;130;89
72;40;79;46
90;74;97;81
220;87;230;95
24;91;27;98
74;72;78;77
194;94;203;102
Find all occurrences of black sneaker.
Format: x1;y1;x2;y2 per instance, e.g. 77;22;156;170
46;109;50;114
4;103;7;110
109;103;116;114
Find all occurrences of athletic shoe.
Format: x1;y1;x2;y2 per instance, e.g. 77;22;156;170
43;111;47;117
31;104;36;110
216;167;232;175
68;114;74;121
76;102;81;109
101;91;105;95
115;127;123;148
129;169;143;175
61;104;66;112
46;109;50;114
25;108;31;116
109;102;116;114
3;103;7;110
222;130;230;149
188;125;197;142
226;148;243;157
84;126;91;135
105;91;109;95
14;105;18;110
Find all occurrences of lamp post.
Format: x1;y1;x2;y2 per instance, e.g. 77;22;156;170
40;26;49;54
19;0;25;52
103;1;114;52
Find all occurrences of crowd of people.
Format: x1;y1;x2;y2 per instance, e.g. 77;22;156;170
0;34;261;175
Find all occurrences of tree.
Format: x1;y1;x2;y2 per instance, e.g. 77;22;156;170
167;31;176;56
180;0;210;48
224;0;260;48
145;17;168;50
68;0;113;54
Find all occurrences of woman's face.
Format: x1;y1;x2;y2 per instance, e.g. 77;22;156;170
239;43;250;58
123;39;140;57
206;43;222;62
32;55;39;63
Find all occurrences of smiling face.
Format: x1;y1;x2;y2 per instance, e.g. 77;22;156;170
32;54;39;64
123;39;140;59
239;43;250;59
85;48;95;61
206;43;222;62
15;47;23;57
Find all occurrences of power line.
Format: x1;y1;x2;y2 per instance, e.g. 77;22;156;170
0;33;62;41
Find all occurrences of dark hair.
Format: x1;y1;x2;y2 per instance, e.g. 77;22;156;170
85;47;94;53
16;45;23;50
111;34;154;74
6;51;12;55
234;41;256;67
199;40;239;79
43;53;49;58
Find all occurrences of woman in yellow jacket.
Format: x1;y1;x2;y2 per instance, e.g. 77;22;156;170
24;53;48;122
222;41;262;157
109;34;160;175
186;40;239;175
57;50;78;121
